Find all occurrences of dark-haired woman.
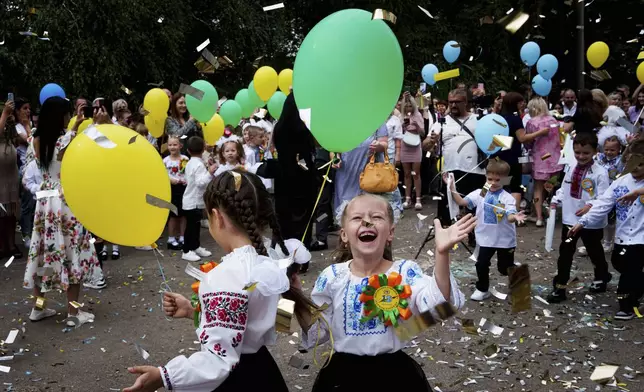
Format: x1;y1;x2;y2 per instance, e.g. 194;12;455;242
13;98;36;249
165;93;202;155
563;89;603;134
23;97;102;326
0;100;21;259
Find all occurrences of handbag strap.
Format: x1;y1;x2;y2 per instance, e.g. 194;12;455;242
449;114;474;140
367;149;391;165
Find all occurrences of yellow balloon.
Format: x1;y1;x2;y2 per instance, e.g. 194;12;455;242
203;114;225;145
67;116;93;132
253;66;279;101
278;69;293;95
61;124;171;246
144;88;170;116
637;62;644;85
587;41;609;69
145;112;167;138
436;156;444;172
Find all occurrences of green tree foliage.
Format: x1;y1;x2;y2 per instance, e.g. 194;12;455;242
0;0;641;105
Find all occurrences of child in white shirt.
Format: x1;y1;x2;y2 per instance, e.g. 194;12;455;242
162;136;189;250
571;138;644;320
448;159;526;301
295;194;473;391
124;170;313;391
181;136;215;262
214;137;247;177
595;136;625;251
548;132;611;303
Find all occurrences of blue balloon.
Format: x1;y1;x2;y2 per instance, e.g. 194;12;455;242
475;114;510;156
532;75;552;97
520;41;541;67
536;54;558;80
421;64;439;86
442;41;461;64
39;83;66;105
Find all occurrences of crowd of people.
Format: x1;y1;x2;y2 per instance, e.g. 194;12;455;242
0;78;643;391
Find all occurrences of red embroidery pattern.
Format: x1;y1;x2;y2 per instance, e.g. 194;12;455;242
231;332;242;348
202;291;249;331
211;343;227;357
161;366;173;390
199;330;209;345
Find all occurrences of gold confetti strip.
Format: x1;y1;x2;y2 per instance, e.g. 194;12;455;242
120;85;132;95
498;11;529;34
35;296;46;310
372;9;397;24
196;38;210;52
541;153;552;160
243;282;258;292
461;318;479;335
509;264;531;313
479;318;504;335
417;5;433;19
590;69;611;82
134;343;150;360
275;298;297;333
179;83;205;101
433;68;460;82
492;119;508;128
394;302;456;341
252;55;265;68
128;135;137;145
145;194;178;215
69;301;83;309
480;182;491;197
194;57;215;74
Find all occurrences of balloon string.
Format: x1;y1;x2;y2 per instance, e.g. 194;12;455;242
453;159;489;185
301;164;333;242
152;246;174;322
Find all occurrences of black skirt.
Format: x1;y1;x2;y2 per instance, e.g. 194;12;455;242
215;346;288;392
170;184;186;217
312;351;432;392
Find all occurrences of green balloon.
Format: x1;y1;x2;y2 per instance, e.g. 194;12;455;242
235;89;253;118
219;100;242;126
185;80;219;123
248;81;266;108
293;9;403;153
267;91;287;119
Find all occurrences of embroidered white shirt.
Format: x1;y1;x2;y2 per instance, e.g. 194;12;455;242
182;157;212;210
464;188;518;248
22;160;42;199
301;259;465;356
578;174;644;245
214;162;249;178
159;245;292;391
551;162;610;229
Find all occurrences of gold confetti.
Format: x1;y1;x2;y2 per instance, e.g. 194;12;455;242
638;51;644;60
509;264;531;313
433;68;460;82
372;9;397;24
394;302;456;341
35;297;46;310
145;194;178;215
498;11;529;34
69;301;83;309
252;55;264;68
120;85;132;95
541;153;552;160
275;298;297;333
178;83;205;101
128;135;137;144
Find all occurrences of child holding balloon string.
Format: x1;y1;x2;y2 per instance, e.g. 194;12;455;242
124;170;316;392
162;136;189;250
293;194;472;392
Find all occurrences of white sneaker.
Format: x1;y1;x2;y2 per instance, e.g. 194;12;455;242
83;277;107;290
402;199;411;209
195;247;212;257
66;310;95;327
535;220;544;227
414;202;422;211
29;308;56;322
182;251;201;262
470;289;492;301
135;245;153;251
577;246;587;256
200;219;209;228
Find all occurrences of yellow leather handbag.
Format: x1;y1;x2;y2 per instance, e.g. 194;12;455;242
359;151;399;193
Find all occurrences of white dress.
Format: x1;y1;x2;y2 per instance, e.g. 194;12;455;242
302;259;465;355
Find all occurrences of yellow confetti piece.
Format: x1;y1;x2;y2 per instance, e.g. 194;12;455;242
452;244;459;250
434;68;460;82
123;282;129;286
634;307;643;318
151;243;158;249
69;301;83;309
60;349;64;353
520;337;524;343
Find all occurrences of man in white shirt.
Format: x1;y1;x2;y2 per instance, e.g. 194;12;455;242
563;89;577;117
426;89;486;225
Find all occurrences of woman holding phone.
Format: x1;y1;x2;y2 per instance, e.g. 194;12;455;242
0;99;21;259
399;91;424;210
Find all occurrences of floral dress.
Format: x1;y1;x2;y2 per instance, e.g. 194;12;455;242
23;132;102;292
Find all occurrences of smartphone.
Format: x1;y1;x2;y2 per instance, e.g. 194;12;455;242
7;93;14;102
478;83;484;90
420;82;427;93
82;105;93;118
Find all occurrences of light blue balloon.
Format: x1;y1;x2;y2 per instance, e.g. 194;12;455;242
442;41;461;64
421;64;439;86
536;54;558;80
532;75;552;97
39;83;66;105
475;114;510;156
520;41;541;67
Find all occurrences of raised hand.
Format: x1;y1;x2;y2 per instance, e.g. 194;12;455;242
434;214;477;254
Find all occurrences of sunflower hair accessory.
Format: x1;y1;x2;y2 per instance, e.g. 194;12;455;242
359;272;412;327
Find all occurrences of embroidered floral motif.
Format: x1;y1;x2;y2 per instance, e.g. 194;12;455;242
405;263;423;286
202;291;249;331
314;274;328;292
343;277;386;336
614;186;630;221
231;332;242;348
211;343;227;357
199;330;209;345
483;193;501;224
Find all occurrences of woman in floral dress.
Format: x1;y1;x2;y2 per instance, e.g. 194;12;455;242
23;97;102;327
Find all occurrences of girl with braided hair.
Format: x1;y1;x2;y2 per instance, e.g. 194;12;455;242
124;169;315;392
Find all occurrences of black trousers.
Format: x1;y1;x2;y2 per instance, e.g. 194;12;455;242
475;246;515;292
553;226;609;287
182;209;202;253
216;346;288;392
612;244;644;312
438;170;486;225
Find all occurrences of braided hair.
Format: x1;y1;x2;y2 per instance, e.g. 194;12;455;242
204;169;317;318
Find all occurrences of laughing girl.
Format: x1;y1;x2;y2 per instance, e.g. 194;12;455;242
295;194;476;391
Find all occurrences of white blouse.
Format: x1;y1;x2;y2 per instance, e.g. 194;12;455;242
302;259;465;356
159;243;303;391
578;174;644;246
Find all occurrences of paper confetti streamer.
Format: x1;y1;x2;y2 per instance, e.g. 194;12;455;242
479;318;504;335
590;365;618;383
394;302;456;341
145;194;178;215
84;127;117;149
498;11;529;33
417;5;434;18
433;69;460;82
0;365;10;373
372;9;397;24
134;343;150;360
263;3;284;11
120;85;132;95
509;264;531;313
179;83;205;101
68;301;83;309
4;329;19;345
4;256;14;268
196;39;210;52
490;287;508;300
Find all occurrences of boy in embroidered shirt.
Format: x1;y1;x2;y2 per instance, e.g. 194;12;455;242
448;159;526;301
595;136;624;251
570;139;644;320
181;136;216;262
547;132;612;304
